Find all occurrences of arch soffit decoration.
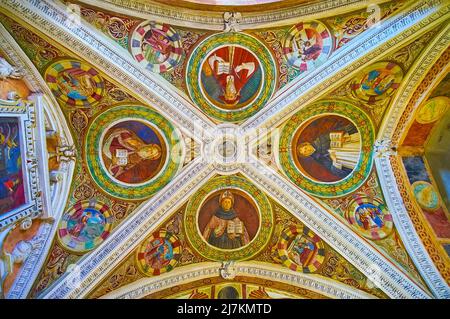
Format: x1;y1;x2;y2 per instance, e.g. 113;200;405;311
74;0;394;30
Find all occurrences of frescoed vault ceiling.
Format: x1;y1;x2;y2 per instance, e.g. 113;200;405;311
0;0;449;299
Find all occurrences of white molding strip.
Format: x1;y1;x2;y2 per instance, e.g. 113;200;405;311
378;23;450;141
373;24;450;299
375;156;450;298
240;157;432;299
100;261;377;299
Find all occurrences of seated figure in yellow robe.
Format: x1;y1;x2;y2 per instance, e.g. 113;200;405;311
202;191;250;249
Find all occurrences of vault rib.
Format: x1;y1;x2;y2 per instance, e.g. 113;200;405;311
39;158;215;299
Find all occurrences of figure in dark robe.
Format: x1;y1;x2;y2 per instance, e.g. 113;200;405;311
202;191;250;249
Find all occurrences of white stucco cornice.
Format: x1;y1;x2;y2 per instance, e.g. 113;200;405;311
378;22;450;142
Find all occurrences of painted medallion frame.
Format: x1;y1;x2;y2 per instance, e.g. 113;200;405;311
344;195;394;240
130;21;183;73
185;32;277;122
184;176;273;261
274;225;325;273
85;104;183;200
279;100;375;197
350;61;403;105
283;21;333;73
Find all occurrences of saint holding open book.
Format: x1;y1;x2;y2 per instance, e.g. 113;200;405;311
202;190;250;249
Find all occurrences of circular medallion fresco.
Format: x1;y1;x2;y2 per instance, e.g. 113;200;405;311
136;229;181;276
57;200;113;253
412;181;441;212
186;32;276;122
279;101;374;197
350;61;403;104
274;225;325;273
344;195;393;240
283;21;333;73
184;176;273;261
85;105;182;200
416;96;449;124
130;21;183;73
45;59;104;107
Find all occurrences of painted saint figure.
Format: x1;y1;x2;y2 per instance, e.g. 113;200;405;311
202;190;250;249
288;234;317;267
204;46;257;106
67;209;105;241
355;204;385;230
144;238;173;270
0;121;24;214
296;117;360;182
141;29;171;64
102;128;162;180
293;37;322;62
289;27;324;66
361;69;395;96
